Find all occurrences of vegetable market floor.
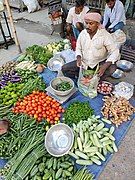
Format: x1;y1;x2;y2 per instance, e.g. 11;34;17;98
0;8;135;180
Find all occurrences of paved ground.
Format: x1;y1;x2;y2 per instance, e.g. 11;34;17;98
0;7;135;180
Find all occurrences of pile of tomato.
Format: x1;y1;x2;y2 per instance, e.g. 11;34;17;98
12;91;64;124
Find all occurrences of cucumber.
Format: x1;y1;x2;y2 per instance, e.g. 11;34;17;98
96;152;105;161
75;150;89;160
91;157;101;165
84;146;98;153
76;159;93;166
77;137;83;151
68;151;79;159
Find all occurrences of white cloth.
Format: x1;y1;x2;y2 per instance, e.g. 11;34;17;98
66;6;89;27
75;29;120;68
103;0;126;29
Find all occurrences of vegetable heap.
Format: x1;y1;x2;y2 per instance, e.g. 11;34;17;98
0;82;24;106
69;115;117;166
26;45;53;65
0;61;17;75
102;96;135;126
72;167;93;180
27;154;76;180
0;113;45;159
12;91;64;124
56;81;72;91
63;101;94;125
0;73;21;89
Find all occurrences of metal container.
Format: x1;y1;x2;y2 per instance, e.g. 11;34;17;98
111;69;124;79
116;60;133;71
47;56;65;72
50;76;74;96
45;123;74;157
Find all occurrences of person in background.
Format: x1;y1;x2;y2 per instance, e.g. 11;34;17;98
103;0;126;33
62;12;120;80
66;0;89;40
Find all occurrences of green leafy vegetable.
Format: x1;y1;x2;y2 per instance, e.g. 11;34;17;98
63;101;94;125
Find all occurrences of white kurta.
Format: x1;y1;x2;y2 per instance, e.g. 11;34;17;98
66;6;89;27
103;0;126;29
75;29;120;68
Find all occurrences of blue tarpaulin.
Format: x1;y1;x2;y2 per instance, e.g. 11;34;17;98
0;68;135;179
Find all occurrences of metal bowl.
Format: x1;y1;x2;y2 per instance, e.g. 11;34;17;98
111;69;124;79
116;60;133;71
47;56;65;72
50;77;74;96
45;123;74;157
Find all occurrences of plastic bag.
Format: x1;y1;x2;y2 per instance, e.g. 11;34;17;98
111;30;126;49
77;66;99;98
0;0;4;12
22;0;40;13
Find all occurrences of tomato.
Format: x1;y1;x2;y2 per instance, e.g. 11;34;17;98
34;114;38;119
31;110;35;115
37;117;42;122
62;109;65;113
46;118;50;122
43;113;46;118
54;117;59;121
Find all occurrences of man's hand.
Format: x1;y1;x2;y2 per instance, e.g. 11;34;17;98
76;55;82;67
107;28;114;33
98;62;112;77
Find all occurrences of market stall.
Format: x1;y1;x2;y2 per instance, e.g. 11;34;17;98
0;40;135;180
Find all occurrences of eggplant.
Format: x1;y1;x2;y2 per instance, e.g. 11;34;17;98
10;78;21;83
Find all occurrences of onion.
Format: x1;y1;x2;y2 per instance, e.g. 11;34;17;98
0;119;10;135
36;64;45;73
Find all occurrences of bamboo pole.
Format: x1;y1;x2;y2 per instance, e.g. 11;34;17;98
4;0;22;53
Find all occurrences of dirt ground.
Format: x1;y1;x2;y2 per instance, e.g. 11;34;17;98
0;7;135;180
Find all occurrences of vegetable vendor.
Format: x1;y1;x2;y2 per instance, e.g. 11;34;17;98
66;0;89;40
62;12;120;80
103;0;126;33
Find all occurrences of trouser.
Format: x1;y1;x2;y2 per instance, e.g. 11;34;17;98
105;20;125;32
61;60;117;81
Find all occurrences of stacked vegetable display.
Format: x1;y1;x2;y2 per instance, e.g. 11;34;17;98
69;115;117;166
13;91;64;124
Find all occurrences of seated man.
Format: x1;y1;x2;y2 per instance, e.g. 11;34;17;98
103;0;126;33
62;12;120;80
66;0;89;40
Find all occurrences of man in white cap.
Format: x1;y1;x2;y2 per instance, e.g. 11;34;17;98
62;12;120;79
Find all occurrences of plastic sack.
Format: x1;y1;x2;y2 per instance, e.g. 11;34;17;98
0;0;4;12
22;0;41;13
113;82;134;100
77;66;99;98
111;30;126;49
